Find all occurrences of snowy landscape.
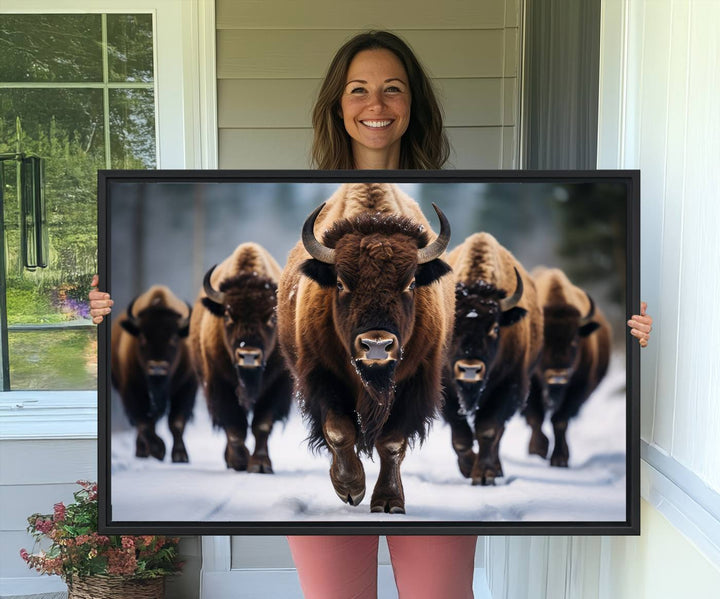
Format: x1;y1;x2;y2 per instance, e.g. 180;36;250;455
109;355;627;526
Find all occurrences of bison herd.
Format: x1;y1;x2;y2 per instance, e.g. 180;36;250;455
111;183;613;514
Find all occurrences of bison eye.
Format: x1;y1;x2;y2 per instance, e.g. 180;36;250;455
266;315;277;327
406;279;416;292
336;280;344;292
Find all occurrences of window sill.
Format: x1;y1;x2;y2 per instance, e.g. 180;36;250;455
0;391;97;440
642;441;720;567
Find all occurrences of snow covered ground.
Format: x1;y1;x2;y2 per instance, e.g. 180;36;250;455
110;356;627;525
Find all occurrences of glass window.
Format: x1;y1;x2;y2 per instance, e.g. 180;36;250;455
0;13;156;390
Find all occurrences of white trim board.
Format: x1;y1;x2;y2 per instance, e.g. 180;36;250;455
641;442;720;567
0;392;96;440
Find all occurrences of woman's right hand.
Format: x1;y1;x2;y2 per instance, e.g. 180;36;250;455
89;274;113;324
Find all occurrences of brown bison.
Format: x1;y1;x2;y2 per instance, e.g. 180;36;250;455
278;183;454;513
111;285;196;462
523;267;611;467
189;242;292;473
442;232;543;485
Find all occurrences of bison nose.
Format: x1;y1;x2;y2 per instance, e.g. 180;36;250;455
146;360;170;376
545;368;570;385
235;347;264;368
353;330;399;363
454;359;486;382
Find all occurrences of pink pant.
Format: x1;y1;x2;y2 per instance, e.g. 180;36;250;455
287;535;477;599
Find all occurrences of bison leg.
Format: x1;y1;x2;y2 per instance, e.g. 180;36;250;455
248;414;274;474
370;432;407;514
524;375;549;459
136;421;165;461
550;419;570;467
442;373;477;478
168;377;196;463
224;426;250;471
323;411;366;506
247;373;292;474
471;420;504;486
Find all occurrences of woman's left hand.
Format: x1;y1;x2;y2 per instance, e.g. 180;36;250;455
627;301;652;348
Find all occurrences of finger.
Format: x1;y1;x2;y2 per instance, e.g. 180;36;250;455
91;274;99;288
627;320;652;333
640;301;647;316
630;328;649;341
92;315;104;324
89;290;111;301
90;300;112;309
639;338;648;348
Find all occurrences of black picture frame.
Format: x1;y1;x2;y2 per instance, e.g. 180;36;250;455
98;169;640;536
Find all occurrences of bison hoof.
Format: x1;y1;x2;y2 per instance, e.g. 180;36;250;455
370;496;405;514
550;454;569;468
470;464;498;486
225;444;250;471
172;448;189;463
333;485;366;507
457;450;476;479
529;433;550;458
248;456;274;474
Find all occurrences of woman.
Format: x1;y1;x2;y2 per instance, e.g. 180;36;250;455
90;30;652;598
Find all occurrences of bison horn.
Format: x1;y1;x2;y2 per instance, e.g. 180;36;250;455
499;267;524;312
417;203;451;264
178;301;192;330
579;293;596;326
125;295;140;325
302;203;336;264
203;265;226;305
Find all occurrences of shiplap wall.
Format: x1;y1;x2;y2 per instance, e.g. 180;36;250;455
485;0;720;597
216;0;522;169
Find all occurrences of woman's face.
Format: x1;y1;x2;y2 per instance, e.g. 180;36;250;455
340;49;411;166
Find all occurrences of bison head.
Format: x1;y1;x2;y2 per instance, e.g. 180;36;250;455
120;297;191;417
450;269;526;412
299;202;451;430
201;268;279;405
541;294;600;410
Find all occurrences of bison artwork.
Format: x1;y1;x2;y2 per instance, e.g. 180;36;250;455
189;242;292;473
111;285;196;462
523;267;611;467
442;232;543;485
277;183;455;513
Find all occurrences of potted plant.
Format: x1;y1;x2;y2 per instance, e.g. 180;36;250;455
20;480;182;599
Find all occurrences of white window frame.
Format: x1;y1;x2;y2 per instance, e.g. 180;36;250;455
0;0;217;440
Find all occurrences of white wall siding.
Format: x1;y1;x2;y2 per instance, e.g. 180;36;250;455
216;0;523;170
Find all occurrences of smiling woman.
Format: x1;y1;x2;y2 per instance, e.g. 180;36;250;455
311;30;449;170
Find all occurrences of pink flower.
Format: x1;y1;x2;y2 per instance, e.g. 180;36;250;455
121;537;135;549
34;518;53;534
19;548;29;562
53;502;66;522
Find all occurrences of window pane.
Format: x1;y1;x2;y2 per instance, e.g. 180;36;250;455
1;88;104;287
107;14;154;83
0;14;102;82
8;329;97;390
110;89;156;168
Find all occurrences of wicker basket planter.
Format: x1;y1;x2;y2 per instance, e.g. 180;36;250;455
67;575;165;599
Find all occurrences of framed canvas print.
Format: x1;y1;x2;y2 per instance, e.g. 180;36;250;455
98;170;640;535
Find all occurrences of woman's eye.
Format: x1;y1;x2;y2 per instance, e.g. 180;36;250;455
349;86;367;94
385;86;402;93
